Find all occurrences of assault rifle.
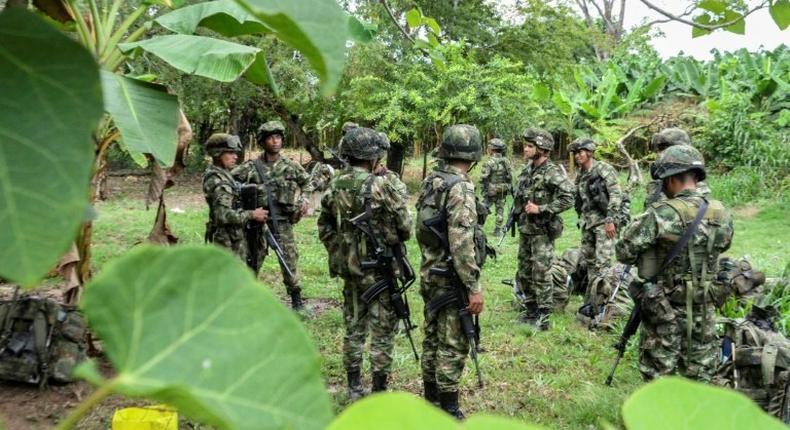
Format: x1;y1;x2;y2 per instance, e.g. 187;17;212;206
605;301;641;386
240;184;294;280
423;214;484;388
350;205;419;363
498;172;529;247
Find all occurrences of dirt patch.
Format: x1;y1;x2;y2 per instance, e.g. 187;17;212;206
733;205;761;218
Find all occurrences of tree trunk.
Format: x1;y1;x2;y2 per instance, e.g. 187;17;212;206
387;141;406;176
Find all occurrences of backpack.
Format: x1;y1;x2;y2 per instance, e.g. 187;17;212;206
0;294;87;385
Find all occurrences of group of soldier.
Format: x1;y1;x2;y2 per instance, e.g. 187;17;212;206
200;118;771;419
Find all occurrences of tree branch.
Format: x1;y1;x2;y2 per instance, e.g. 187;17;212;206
639;0;770;31
615;119;659;191
378;0;433;57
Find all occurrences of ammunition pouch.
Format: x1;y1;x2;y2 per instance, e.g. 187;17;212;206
588;175;609;213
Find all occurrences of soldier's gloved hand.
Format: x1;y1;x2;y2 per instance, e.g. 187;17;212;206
468;292;484;315
251;208;268;222
604;221;616;239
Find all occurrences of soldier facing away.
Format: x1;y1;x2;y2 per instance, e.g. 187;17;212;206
570;138;623;308
232;121;313;309
480;138;513;236
511;128;574;329
416;124;487;419
202;133;268;260
644;127;711;208
317;127;412;401
616;145;734;381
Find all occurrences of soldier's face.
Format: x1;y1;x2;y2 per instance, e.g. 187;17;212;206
573;150;590;166
264;134;283;153
220;151;238;169
523;142;536;160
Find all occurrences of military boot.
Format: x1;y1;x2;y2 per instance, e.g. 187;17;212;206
423;379;440;406
347;369;365;402
537;308;552;331
290;291;304;310
439;391;465;420
493;227;502;237
371;372;388;392
519;302;539;324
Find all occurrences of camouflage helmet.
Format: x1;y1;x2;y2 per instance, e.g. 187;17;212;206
569;137;596;153
340;127;386;160
257;120;286;141
652;144;706;181
524;128;554;151
204;133;242;157
489;138;506;151
437;124;482;161
342;121;359;135
651;127;691;151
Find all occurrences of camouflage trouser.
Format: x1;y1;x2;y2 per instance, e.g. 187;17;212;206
421;285;470;393
268;219;301;295
548;262;571;312
490;193;507;232
639;283;718;381
517;233;554;310
342;280;398;374
209;225;248;264
580;223;614;296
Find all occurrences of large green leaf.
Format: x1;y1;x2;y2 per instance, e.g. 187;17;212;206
641;76;667;99
100;71;179;166
155;0;271;36
119;35;269;86
233;0;355;95
770;0;790;30
622;377;787;430
82;245;333;430
0;8;102;287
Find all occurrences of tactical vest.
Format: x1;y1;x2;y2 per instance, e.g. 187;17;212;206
328;169;375;279
0;295;87;385
202;167;242;244
516;162;564;238
416;171;488;269
489;157;511;184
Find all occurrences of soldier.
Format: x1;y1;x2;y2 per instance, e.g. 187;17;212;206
232;121;313;310
480;138;513;236
644;127;711;208
416;124;486;419
202;133;268;260
511;129;574;329
317;127;412;400
616;145;734;381
570;138;623;306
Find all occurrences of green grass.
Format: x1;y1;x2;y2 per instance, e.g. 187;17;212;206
89;164;790;429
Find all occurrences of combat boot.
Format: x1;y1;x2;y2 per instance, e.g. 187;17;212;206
537;308;552;331
439;391;465;420
423;379;440;406
519;302;538;324
290;291;304;310
347;369;365;402
371;372;388;392
493;227;502;237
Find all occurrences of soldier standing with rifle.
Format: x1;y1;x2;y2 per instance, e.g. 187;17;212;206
612;145;733;383
202;133;268;260
479;138;512;236
233;121;313;310
416;124;488;419
317;127;413;401
644;128;711;208
511;128;574;330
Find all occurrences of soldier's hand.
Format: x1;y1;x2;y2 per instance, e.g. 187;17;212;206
300;200;309;216
605;221;616;239
468;292;484;315
525;201;540;214
374;164;388;175
251;208;268;222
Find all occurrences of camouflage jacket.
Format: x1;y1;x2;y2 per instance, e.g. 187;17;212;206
202;165;251;254
644;178;711;208
232;155;313;218
416;164;482;294
309;162;335;193
317;166;412;281
480;154;512;195
513;159;574;235
575;159;623;229
616;188;734;297
380;170;409;200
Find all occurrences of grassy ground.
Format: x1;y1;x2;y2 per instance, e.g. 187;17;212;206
84;157;789;429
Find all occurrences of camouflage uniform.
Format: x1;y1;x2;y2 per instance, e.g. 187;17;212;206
616;145;734;382
232;121;313;301
513;142;574;319
480;139;512;235
202;134;252;261
572;139;623;300
644;128;710;208
317;127;411;398
416;124;485;418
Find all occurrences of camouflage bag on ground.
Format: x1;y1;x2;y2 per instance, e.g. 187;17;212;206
717;317;790;423
576;262;634;330
0;294;87;385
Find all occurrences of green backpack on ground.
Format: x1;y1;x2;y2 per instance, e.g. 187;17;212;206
0;294;87;385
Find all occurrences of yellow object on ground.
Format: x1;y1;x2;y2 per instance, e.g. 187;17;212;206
112;405;177;430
